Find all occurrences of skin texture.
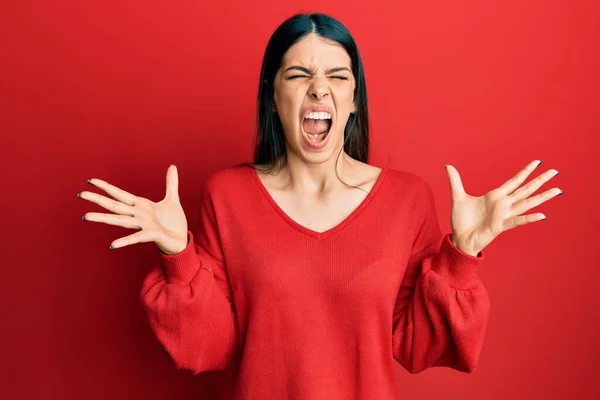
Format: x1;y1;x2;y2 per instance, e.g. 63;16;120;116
273;33;356;169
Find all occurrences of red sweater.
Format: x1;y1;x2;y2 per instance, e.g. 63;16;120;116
141;162;490;399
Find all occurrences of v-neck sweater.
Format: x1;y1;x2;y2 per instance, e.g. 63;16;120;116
140;162;490;400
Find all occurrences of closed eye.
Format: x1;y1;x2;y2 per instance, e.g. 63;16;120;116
286;75;349;80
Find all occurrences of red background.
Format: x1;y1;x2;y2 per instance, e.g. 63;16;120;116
1;1;598;399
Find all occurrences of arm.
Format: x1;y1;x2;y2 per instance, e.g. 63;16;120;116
140;180;238;374
392;180;490;374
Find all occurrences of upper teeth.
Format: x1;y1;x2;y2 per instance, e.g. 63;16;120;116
306;112;331;120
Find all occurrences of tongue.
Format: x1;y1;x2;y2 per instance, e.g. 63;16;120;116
303;118;329;135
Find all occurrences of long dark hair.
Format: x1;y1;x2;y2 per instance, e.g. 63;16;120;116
253;13;369;181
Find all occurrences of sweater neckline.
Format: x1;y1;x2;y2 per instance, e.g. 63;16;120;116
248;163;390;240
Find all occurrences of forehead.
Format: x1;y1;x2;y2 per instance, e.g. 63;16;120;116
281;34;352;70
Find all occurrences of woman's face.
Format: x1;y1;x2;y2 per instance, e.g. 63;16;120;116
273;34;356;163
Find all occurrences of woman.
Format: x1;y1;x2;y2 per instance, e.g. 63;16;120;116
78;13;562;400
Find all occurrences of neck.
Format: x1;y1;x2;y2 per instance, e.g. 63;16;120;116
273;152;359;195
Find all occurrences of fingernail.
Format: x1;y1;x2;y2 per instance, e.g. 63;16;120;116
81;215;86;221
87;179;94;186
558;189;563;195
171;164;176;167
555;170;560;175
537;160;543;166
109;245;115;250
77;192;81;198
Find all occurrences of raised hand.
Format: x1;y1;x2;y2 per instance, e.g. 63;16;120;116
445;160;562;256
77;164;189;254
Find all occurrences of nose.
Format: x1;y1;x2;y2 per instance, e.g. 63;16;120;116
308;77;329;100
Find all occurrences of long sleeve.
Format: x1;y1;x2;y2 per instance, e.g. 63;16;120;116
392;179;491;374
140;178;239;374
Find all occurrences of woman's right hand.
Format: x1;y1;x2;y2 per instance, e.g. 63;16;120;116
78;164;189;255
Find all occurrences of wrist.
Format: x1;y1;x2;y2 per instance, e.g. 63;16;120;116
451;234;480;257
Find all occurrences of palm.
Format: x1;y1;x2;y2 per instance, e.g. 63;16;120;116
445;160;562;256
153;196;188;247
79;165;189;254
450;191;512;254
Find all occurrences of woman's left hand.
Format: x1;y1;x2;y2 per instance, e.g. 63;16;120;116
445;160;562;257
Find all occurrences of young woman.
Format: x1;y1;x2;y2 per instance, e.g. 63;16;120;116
78;12;562;400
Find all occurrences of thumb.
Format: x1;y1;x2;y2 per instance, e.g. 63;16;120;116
445;164;465;201
165;164;180;202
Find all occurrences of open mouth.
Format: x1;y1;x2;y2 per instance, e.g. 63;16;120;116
302;115;332;143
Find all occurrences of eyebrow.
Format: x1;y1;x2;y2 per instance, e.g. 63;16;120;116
283;66;351;74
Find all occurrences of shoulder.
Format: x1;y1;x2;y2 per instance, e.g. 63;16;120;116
384;167;434;199
201;162;255;200
203;162;254;188
382;168;439;231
